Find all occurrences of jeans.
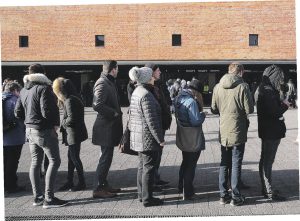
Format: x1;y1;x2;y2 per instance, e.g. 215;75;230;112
3;145;23;191
219;144;245;199
178;150;201;197
259;139;280;194
94;145;114;190
137;151;159;203
26;128;61;201
67;143;85;184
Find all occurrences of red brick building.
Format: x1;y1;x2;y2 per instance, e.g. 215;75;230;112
0;0;296;105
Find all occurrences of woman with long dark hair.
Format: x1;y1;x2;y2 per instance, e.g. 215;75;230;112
53;77;88;191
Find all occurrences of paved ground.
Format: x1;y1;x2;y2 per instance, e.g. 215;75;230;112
3;107;299;220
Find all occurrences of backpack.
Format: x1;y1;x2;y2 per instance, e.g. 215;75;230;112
2;98;17;132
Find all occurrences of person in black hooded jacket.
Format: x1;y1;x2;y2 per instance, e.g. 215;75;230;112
254;65;289;201
15;63;68;208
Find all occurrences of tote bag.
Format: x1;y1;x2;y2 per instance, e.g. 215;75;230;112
176;119;204;152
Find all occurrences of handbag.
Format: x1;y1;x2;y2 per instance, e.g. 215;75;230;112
176;119;204;152
118;111;138;156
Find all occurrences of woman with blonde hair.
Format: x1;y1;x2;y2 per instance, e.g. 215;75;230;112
53;77;88;191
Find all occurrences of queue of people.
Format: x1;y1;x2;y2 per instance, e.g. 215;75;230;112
2;61;292;209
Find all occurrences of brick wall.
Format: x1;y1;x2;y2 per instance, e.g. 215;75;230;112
0;0;296;61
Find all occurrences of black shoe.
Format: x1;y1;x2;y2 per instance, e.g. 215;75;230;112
183;194;196;201
219;195;231;205
6;185;26;193
71;183;86;192
143;198;163;207
43;197;68;209
33;195;44;206
58;182;73;191
153;186;163;193
230;196;245;206
156;180;169;186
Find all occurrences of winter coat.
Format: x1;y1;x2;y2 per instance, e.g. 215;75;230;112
211;73;254;147
129;84;164;152
92;73;123;147
15;73;60;130
175;89;206;127
3;92;26;146
60;95;88;146
255;77;288;140
153;81;172;130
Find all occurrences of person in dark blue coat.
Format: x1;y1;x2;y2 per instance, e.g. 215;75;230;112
175;79;206;200
3;81;26;193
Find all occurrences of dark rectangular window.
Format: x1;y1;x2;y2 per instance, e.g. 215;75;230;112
95;35;105;47
249;34;258;46
172;34;181;46
19;36;28;47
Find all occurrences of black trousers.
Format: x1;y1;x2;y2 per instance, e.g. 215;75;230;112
137;151;159;203
67;143;85;184
4;145;23;190
178;150;201;197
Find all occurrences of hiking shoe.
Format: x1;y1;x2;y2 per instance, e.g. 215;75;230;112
230;196;245;206
43;197;68;209
143;197;163;207
219;195;231;205
33;195;44;206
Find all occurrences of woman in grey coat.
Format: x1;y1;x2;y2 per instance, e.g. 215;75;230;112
129;67;165;207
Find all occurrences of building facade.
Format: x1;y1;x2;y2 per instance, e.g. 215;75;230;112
0;0;296;105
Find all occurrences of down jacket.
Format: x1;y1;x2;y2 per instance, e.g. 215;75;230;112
129;84;164;152
15;73;60;130
211;73;254;147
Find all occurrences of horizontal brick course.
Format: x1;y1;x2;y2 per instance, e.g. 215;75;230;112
0;1;295;61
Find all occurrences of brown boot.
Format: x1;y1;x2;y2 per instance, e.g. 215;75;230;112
103;185;121;193
92;189;117;198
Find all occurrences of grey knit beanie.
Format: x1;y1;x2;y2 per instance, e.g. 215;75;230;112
129;67;153;84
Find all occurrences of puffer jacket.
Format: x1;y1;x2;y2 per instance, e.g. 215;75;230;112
255;66;288;139
129;84;164;152
3;92;26;146
211;73;254;147
15;73;60;130
175;89;206;127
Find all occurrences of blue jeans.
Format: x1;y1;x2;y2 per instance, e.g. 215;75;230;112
219;144;245;199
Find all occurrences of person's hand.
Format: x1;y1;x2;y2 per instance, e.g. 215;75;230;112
160;142;165;147
282;99;290;107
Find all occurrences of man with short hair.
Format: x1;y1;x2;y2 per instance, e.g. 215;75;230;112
15;63;68;208
92;60;123;198
211;62;254;206
3;81;25;194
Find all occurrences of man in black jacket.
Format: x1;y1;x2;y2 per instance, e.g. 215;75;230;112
15;64;68;208
92;60;123;198
145;63;172;188
255;65;289;201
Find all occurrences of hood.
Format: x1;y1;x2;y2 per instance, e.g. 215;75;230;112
262;65;285;92
219;73;244;89
2;92;14;101
23;73;52;89
175;89;193;108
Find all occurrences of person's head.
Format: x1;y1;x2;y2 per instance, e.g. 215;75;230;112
145;63;161;81
53;77;77;104
262;65;286;92
102;60;118;78
188;79;204;94
228;62;244;77
4;81;22;96
129;66;154;85
28;63;45;74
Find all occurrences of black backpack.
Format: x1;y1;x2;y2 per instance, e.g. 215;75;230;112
2;98;17;132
